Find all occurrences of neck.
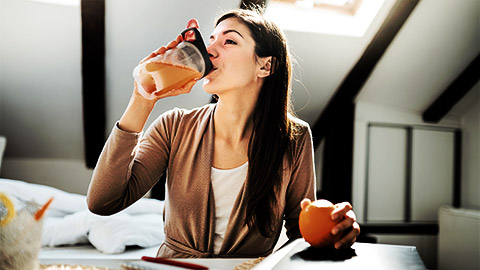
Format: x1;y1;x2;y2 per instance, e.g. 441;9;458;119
214;99;255;144
212;76;264;142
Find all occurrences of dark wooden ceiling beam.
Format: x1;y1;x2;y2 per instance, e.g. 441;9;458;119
312;0;420;148
422;53;480;123
81;0;106;168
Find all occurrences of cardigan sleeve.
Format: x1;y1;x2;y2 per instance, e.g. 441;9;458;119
87;109;181;215
283;124;316;240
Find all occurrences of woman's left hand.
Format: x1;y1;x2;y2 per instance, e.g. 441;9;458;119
330;202;360;249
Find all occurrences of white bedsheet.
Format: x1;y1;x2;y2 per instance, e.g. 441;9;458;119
0;178;165;254
39;245;158;260
39;245;159;268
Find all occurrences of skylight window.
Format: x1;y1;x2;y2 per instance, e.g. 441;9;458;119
290;0;363;15
265;0;385;37
28;0;79;7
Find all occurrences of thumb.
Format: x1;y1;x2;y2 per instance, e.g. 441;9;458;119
300;198;311;210
184;19;199;41
186;18;199;29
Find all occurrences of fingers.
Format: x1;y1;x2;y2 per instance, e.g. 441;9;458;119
331;206;360;249
300;198;311;210
166;35;183;49
139;35;183;64
334;221;360;249
140;47;166;64
331;202;353;221
153;79;197;100
139;18;198;65
332;209;355;235
178;80;197;94
330;202;359;249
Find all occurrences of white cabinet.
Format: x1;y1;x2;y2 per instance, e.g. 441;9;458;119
365;124;457;223
411;129;454;222
366;126;407;222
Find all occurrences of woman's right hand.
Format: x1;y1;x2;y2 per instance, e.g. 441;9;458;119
133;19;200;102
120;19;200;133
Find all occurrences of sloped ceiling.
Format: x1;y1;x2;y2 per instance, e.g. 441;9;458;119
263;0;479;124
356;0;479;117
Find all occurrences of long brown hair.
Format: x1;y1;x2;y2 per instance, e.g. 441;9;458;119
216;9;299;237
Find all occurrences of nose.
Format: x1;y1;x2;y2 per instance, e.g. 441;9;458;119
206;43;217;59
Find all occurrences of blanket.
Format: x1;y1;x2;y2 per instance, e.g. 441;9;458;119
0;178;165;254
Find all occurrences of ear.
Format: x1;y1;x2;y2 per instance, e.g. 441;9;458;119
258;56;274;78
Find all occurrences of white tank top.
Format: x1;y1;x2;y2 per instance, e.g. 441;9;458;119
210;161;248;254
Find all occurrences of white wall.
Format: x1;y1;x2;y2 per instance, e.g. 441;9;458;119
1;0;83;160
0;0;86;192
0;0;390;193
0;0;239;194
352;94;479;215
0;2;478;266
104;0;239;130
353;87;479;269
1;0;477;205
460;86;480;210
351;101;456;269
352;101;462;222
0;0;4;135
1;158;93;194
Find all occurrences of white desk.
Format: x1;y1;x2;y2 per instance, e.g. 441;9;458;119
39;240;426;270
40;258;250;269
39;246;250;269
253;239;426;270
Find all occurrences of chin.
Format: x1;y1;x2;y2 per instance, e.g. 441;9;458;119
202;79;217;95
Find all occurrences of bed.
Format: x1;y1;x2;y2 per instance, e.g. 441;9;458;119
0;178;165;268
0;177;290;270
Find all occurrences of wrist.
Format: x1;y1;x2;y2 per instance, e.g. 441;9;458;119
118;93;155;133
131;91;156;111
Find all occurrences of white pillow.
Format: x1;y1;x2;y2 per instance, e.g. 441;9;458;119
1;178;166;254
88;212;165;254
0;178;87;217
0;178;165;217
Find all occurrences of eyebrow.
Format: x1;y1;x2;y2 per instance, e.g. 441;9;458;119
210;29;244;40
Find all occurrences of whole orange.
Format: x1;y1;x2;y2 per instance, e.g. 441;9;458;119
299;199;342;248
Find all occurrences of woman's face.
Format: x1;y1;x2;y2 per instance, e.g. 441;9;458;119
203;18;265;95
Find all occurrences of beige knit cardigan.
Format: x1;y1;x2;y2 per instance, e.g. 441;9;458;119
87;104;315;258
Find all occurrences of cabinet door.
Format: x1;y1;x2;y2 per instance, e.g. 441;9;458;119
411;129;454;222
366;126;407;222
